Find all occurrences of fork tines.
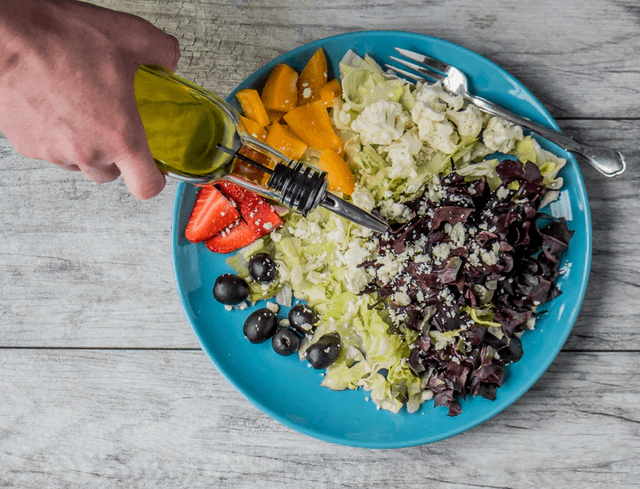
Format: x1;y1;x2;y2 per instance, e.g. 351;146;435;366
395;48;450;72
385;47;449;84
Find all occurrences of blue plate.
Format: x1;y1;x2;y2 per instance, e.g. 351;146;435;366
171;31;592;448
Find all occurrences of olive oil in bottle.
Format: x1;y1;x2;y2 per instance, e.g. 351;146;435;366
134;65;240;178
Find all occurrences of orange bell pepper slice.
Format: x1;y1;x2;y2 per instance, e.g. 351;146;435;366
239;116;267;141
265;122;308;160
317;149;355;195
261;64;299;112
283;100;343;153
319;79;342;108
235;88;270;127
297;48;328;104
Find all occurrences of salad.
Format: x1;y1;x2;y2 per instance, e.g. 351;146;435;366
191;50;573;416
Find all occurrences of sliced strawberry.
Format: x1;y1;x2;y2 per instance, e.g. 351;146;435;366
185;186;240;243
239;192;284;238
218;181;248;203
205;220;257;254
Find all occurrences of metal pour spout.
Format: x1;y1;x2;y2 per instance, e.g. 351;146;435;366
320;193;389;233
217;144;389;234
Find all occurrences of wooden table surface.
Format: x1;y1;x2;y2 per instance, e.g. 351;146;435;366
2;0;639;487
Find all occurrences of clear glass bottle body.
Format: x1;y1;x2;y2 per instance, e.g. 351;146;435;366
134;65;241;179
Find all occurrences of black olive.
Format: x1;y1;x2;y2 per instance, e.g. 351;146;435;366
271;328;301;356
288;304;319;335
213;274;249;304
243;308;278;344
248;253;278;283
305;333;341;369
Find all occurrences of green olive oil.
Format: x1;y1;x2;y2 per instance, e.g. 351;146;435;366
134;65;239;177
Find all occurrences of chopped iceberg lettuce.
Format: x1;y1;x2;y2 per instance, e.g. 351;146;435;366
339;51;414;114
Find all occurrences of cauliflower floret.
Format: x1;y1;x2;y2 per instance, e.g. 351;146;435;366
414;81;464;112
445;221;467;248
483;116;524;153
385;129;423;179
338;241;375;294
291;218;323;241
411;88;460;154
412;103;446;122
351;99;409;146
447;104;483;138
339;242;373;268
412;117;459;154
392;291;411;307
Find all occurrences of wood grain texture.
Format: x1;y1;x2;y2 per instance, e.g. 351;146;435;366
113;0;640;118
1;0;639;487
1;350;638;488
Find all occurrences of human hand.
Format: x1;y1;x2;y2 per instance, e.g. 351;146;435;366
0;0;180;199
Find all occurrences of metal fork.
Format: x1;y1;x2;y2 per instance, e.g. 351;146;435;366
387;47;626;178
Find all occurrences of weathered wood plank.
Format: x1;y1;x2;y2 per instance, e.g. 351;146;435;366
559;119;640;350
0;349;638;488
93;0;640;119
0;152;195;347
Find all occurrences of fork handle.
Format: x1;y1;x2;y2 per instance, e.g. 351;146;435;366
465;94;627;178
